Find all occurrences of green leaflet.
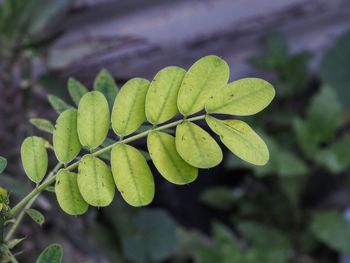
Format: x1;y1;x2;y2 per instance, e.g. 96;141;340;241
205;78;275;116
177;55;229;116
77;91;110;150
77;155;115;207
55;169;88;215
0;156;7;174
48;94;72;114
25;208;45;225
111;78;150;136
206;116;269;166
21;136;48;183
53;109;82;164
145;66;186;125
7;237;25;250
68;77;88;106
175;121;222;168
94;69;118;110
36;243;63;263
147;131;198;185
111;144;155;207
30;118;54;134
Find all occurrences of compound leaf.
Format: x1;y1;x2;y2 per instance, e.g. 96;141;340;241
77;91;110;150
145;66;186;125
68;77;88;106
175;121;222;168
21;136;48;183
55;169;88;215
0;156;7;174
177;55;229;116
112;78;150;136
30;118;54;134
26;208;45;225
36;243;63;263
147;131;198;184
205;78;275;116
48;95;72;114
206;116;269;165
77;155;115;207
53;109;81;163
94;69;118;110
111;144;154;206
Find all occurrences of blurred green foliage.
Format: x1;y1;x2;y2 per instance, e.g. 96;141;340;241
320;31;350;108
199;31;350;263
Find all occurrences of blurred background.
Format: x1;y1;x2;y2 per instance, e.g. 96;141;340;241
1;0;350;262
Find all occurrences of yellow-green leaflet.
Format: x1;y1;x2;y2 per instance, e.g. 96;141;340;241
77;155;115;207
147;131;198;185
205;78;275;116
175;121;222;168
112;78;150;136
111;144;154;206
21;136;48;183
77;91;110;150
177;55;229;116
206;116;269;165
55;170;88;215
53;109;82;164
145;66;186;125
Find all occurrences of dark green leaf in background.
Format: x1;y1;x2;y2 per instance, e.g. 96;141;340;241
36;243;63;263
26;208;45;225
122;209;178;263
48;95;73;114
94;69;118;111
30;118;55;134
67;77;88;106
320;31;350;107
0;156;7;174
311;210;350;253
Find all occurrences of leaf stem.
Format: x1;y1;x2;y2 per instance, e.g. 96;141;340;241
7;114;206;219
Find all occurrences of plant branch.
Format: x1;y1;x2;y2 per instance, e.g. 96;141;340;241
7;114;206;218
5;162;63;235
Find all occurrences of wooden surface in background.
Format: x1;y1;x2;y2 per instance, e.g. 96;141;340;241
43;0;350;83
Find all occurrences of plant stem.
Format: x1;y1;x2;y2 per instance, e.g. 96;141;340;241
7;114;206;219
5;162;63;239
5;198;35;242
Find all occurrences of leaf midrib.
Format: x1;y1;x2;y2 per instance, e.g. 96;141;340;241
121;145;142;204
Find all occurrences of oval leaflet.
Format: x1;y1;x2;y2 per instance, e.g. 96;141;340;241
55;169;88;215
112;78;150;136
53;109;82;164
206;116;269;165
21;136;48;183
77;91;110;150
205;78;275;116
111;144;155;206
77;155;115;207
177;55;229;116
175;121;223;168
145;66;186;125
148;131;198;185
